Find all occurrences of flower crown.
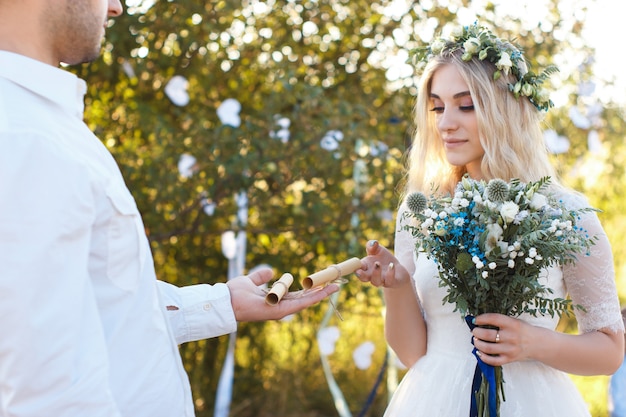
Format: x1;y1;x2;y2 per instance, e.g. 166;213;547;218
412;23;558;111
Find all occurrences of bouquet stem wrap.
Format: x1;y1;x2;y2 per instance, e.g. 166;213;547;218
465;315;503;417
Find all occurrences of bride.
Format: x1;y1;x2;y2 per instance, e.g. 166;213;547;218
356;23;624;416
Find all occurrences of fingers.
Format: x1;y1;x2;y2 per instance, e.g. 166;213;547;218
474;336;512;367
356;260;396;287
356;240;402;287
473;312;508;328
473;327;501;345
274;284;340;318
355;259;368;276
366;239;381;256
246;267;274;286
471;315;527;366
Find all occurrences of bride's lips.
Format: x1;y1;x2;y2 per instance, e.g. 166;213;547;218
443;138;467;149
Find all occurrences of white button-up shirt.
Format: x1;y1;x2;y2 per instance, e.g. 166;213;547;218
0;51;237;417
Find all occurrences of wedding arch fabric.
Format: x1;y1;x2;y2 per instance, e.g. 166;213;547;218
387;191;624;417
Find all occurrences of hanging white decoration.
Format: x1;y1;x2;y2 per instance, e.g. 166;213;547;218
177;153;197;178
586;102;603;124
568;106;591;129
221;231;237;260
368;140;389;157
121;59;136;79
352;341;376;370
320;130;344;151
217;98;242;127
587;130;603;154
270;115;291;143
543;129;570;154
317;326;340;356
577;81;596;97
235;191;248;226
164;75;190;106
200;197;216;216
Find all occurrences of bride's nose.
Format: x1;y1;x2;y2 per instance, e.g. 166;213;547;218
437;108;459;133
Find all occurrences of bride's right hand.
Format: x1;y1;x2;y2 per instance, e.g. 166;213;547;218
356;240;411;289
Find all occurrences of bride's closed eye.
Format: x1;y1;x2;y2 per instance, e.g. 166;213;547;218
429;104;475;113
430;106;444;113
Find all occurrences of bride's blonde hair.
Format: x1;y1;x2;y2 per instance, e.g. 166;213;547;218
404;48;558;197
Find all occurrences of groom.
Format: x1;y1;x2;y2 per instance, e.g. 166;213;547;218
0;1;338;416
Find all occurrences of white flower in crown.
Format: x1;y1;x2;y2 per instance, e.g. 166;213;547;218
463;37;480;54
450;26;464;40
412;23;558;112
520;83;533;97
430;38;446;54
496;51;513;75
537;88;551;105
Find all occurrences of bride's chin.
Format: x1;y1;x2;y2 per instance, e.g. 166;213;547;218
443;157;467;168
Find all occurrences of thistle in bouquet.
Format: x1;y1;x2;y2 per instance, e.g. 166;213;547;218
402;174;597;417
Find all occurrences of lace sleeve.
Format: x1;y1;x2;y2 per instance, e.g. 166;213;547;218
561;193;624;334
394;205;417;278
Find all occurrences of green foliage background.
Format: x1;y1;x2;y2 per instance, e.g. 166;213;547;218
71;0;625;415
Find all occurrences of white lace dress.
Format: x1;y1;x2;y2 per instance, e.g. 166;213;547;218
386;193;624;417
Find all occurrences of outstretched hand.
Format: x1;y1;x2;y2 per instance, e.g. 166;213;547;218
355;240;411;289
226;267;340;321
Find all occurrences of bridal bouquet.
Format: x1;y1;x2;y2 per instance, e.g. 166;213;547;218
402;175;596;417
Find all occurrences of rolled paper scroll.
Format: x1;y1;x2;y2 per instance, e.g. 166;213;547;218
265;273;294;306
302;257;362;289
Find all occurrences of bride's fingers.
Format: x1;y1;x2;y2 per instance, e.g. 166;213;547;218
366;239;380;255
366;261;381;287
369;261;397;287
387;261;394;278
381;262;395;287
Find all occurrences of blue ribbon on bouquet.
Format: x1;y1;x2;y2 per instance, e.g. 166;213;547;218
465;315;497;417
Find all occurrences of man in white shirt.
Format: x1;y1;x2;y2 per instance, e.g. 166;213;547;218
0;1;340;416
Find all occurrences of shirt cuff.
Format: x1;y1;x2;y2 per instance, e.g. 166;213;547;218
159;282;237;344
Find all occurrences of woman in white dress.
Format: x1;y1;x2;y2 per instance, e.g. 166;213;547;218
356;23;624;416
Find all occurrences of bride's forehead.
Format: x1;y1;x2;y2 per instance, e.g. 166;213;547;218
430;66;470;98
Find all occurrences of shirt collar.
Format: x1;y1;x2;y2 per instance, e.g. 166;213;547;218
0;51;87;119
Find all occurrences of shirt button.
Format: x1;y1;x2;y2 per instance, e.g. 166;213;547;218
203;304;212;311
